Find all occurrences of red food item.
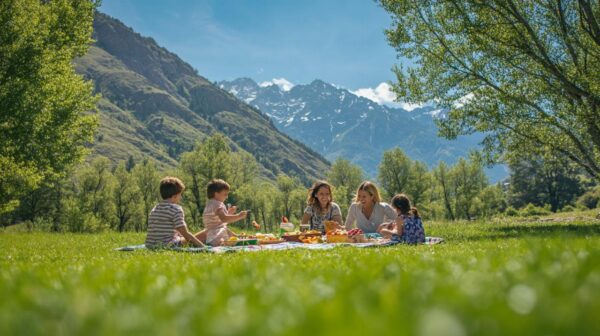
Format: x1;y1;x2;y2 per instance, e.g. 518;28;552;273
347;228;364;236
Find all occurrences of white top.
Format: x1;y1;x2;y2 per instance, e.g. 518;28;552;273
203;199;229;244
344;202;397;233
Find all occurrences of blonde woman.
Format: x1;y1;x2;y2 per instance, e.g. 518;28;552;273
344;181;397;233
301;180;343;233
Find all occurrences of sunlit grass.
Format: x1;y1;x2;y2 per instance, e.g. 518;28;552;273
1;217;600;335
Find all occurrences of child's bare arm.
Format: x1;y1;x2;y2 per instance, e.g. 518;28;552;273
216;208;248;223
395;217;404;237
176;226;206;247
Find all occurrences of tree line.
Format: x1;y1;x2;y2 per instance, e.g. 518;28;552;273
4;133;598;232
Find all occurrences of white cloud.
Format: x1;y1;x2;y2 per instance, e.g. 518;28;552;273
454;93;475;108
259;78;295;91
351;82;422;111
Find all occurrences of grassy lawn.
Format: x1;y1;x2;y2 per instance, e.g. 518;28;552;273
2;215;600;335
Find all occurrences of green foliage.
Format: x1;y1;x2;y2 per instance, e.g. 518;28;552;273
112;162;141;232
508;154;585;212
577;186;600;209
504;206;519;217
2;220;600;335
132;160;160;231
327;157;364;201
380;0;600;181
0;0;99;214
519;203;552;217
378;148;433;206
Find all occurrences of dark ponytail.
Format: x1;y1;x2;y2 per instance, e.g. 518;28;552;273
391;193;419;218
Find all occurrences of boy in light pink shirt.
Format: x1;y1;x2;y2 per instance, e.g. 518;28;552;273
203;179;248;246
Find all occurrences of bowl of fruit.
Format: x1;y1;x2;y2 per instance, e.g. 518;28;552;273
347;228;367;243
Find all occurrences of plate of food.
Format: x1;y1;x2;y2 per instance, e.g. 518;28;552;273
281;230;322;242
223;237;259;246
254;233;286;245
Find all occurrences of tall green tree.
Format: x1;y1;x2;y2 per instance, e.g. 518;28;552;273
0;0;99;216
132;159;160;231
378;148;412;199
433;161;456;220
178;134;233;227
112;162;140;232
381;0;600;180
451;155;488;219
508;153;584;212
327;158;364;194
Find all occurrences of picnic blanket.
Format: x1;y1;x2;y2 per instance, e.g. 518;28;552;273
116;236;444;254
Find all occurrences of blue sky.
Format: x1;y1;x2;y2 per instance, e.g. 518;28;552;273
99;0;409;103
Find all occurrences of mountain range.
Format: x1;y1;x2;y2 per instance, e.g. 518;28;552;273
74;13;330;182
218;78;506;181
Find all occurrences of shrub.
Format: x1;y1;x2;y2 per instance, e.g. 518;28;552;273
560;205;576;213
518;203;551;217
576;186;600;209
504;206;518;217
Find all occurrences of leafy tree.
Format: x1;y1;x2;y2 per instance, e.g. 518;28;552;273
178;134;233;227
0;0;99;215
378;148;412;199
433;161;456;220
276;174;301;220
132;159;160;231
380;0;600;181
113;162;140;232
327;157;364;200
475;184;507;218
508;153;585;211
377;148;432;207
452;155;488;219
77;157;115;225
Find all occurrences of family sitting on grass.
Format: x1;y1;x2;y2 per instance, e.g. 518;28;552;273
145;177;425;249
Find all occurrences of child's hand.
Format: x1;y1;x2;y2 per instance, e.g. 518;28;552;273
239;211;248;219
228;206;237;214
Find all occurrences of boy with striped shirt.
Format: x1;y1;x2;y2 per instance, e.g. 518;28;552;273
145;177;206;248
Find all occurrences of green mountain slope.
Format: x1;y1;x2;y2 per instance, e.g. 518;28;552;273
74;13;330;180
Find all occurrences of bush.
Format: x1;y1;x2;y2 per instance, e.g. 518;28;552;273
576;186;600;209
504;206;518;217
518;203;551;217
560;205;576;213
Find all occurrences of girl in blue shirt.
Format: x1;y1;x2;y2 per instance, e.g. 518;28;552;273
379;193;425;244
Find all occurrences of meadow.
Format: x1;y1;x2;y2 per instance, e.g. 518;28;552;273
2;212;600;336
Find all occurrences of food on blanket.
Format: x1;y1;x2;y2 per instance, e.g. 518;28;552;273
255;233;278;240
347;228;364;236
249;232;285;244
326;229;349;243
347;228;366;243
301;236;322;244
228;236;238;241
252;221;260;229
324;220;339;233
281;231;322;243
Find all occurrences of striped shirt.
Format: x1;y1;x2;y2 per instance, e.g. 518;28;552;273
145;201;187;248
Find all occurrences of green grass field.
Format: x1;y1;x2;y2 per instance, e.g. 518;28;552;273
2;215;600;336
